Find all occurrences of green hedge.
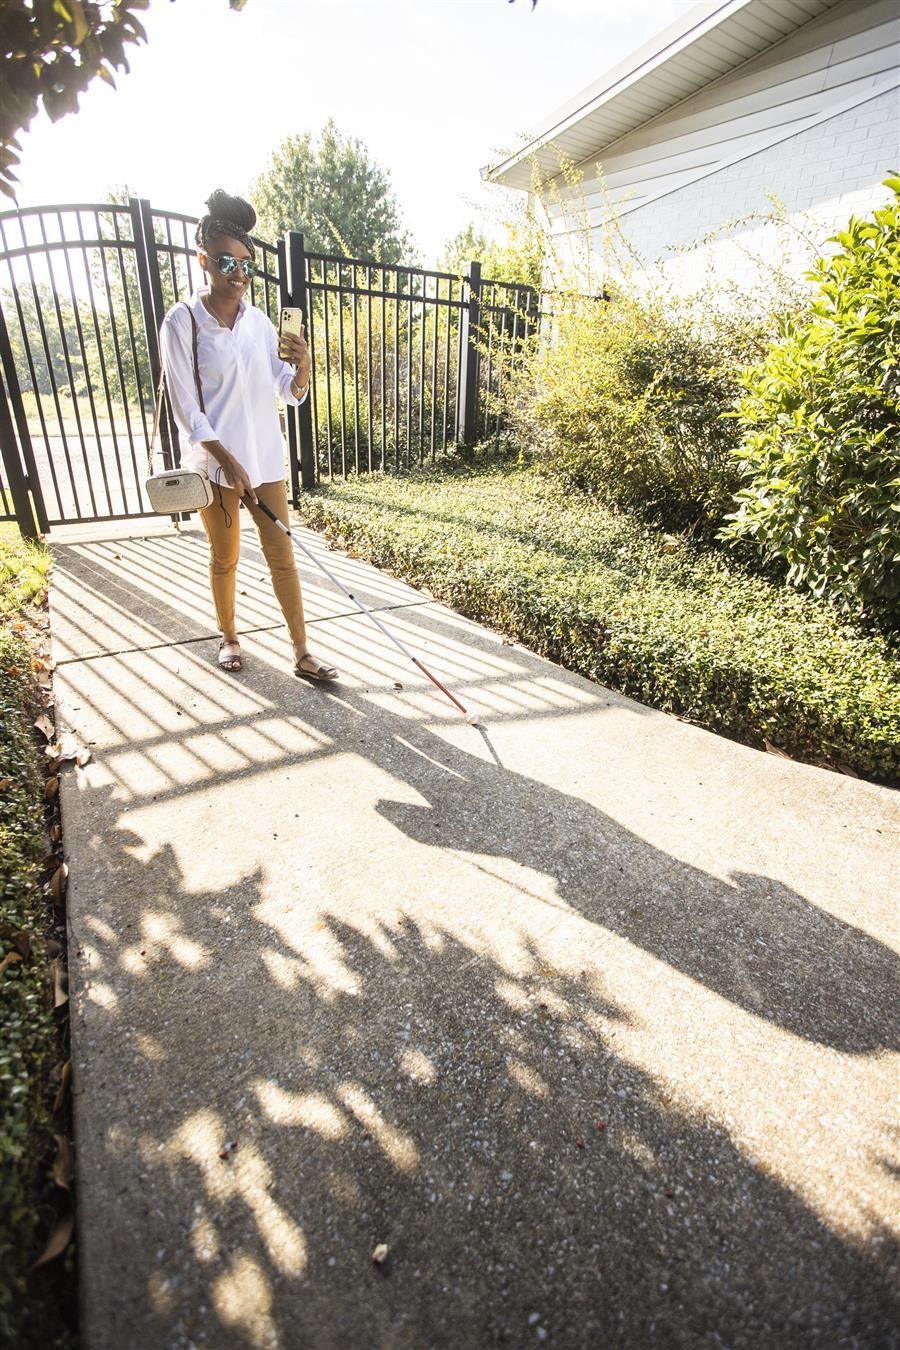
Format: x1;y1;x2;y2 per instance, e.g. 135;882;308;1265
298;460;900;783
0;527;72;1349
0;634;60;1345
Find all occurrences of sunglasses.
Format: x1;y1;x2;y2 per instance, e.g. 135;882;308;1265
209;253;258;278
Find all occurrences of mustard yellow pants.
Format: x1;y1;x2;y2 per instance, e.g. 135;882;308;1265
199;479;307;649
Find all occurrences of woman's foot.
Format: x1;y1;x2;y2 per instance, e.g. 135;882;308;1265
293;648;338;681
217;639;242;672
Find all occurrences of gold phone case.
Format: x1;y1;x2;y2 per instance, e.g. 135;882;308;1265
279;307;304;339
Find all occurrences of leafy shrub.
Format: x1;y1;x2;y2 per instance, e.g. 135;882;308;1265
721;179;900;629
499;289;790;534
298;462;900;783
482;165;816;535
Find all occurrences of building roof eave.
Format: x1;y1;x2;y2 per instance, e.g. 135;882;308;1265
484;0;844;191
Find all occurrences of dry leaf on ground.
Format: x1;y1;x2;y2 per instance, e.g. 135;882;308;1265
52;1135;74;1192
0;951;23;976
45;776;59;801
34;714;55;740
12;930;31;960
48;864;68;908
53;1060;71;1113
54;735;79;763
51;958;68;1009
30;1213;74;1271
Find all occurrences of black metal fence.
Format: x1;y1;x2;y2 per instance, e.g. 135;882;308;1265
0;199;555;535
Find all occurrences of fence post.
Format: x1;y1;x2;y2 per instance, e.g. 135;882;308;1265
0;300;46;537
281;230;315;497
457;260;482;447
130;197;176;472
0;381;36;538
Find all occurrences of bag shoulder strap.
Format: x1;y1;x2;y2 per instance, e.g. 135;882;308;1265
149;301;204;471
185;302;205;412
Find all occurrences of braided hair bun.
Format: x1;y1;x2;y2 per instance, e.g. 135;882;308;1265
196;189;257;256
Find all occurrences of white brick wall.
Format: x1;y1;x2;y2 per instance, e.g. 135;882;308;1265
609;88;900;294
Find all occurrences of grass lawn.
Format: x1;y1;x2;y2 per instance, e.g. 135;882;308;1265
298;456;900;784
0;524;76;1348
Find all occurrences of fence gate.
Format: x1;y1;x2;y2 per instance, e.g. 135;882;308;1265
0;198;545;537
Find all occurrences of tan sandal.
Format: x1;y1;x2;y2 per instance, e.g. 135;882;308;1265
294;653;338;681
218;640;242;672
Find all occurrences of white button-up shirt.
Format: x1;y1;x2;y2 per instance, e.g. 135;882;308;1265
160;289;307;488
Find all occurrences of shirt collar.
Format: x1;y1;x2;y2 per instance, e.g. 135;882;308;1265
190;287;248;329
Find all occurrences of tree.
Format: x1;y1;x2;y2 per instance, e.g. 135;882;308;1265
441;212;544;288
0;0;248;201
1;281;83;395
251;120;413;264
439;224;490;276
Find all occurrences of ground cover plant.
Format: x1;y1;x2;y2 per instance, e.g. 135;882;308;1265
0;525;75;1349
298;458;900;784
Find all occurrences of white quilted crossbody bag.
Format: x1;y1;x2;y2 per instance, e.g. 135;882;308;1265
145;303;215;514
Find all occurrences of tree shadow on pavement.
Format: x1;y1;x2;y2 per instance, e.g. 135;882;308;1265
52;536;899;1348
367;720;899;1058
68;769;898;1349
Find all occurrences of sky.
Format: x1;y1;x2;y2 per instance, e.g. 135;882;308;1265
13;0;699;266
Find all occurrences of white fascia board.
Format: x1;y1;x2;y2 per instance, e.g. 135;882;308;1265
484;0;763;186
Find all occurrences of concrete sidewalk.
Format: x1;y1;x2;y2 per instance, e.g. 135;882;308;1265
50;518;899;1350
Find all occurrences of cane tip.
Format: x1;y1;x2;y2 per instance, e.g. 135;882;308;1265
465;711;479;726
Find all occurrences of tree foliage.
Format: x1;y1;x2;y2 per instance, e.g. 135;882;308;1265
441;214;544;288
0;0;247;201
251;120;413;264
721;178;900;629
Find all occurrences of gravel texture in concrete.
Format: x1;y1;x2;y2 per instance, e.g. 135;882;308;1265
49;521;900;1350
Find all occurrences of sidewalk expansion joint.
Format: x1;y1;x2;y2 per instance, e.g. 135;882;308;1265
52;598;438;665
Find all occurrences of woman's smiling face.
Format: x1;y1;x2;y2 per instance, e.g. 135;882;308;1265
198;234;254;303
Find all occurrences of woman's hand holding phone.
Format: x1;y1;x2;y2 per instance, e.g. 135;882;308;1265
279;330;308;364
279;308;311;391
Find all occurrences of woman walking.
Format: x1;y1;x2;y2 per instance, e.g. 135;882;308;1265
160;188;337;680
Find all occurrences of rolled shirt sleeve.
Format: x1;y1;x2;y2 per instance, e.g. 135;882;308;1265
160;308;221;446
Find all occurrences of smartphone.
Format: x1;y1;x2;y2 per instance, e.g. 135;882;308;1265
279;307;305;343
